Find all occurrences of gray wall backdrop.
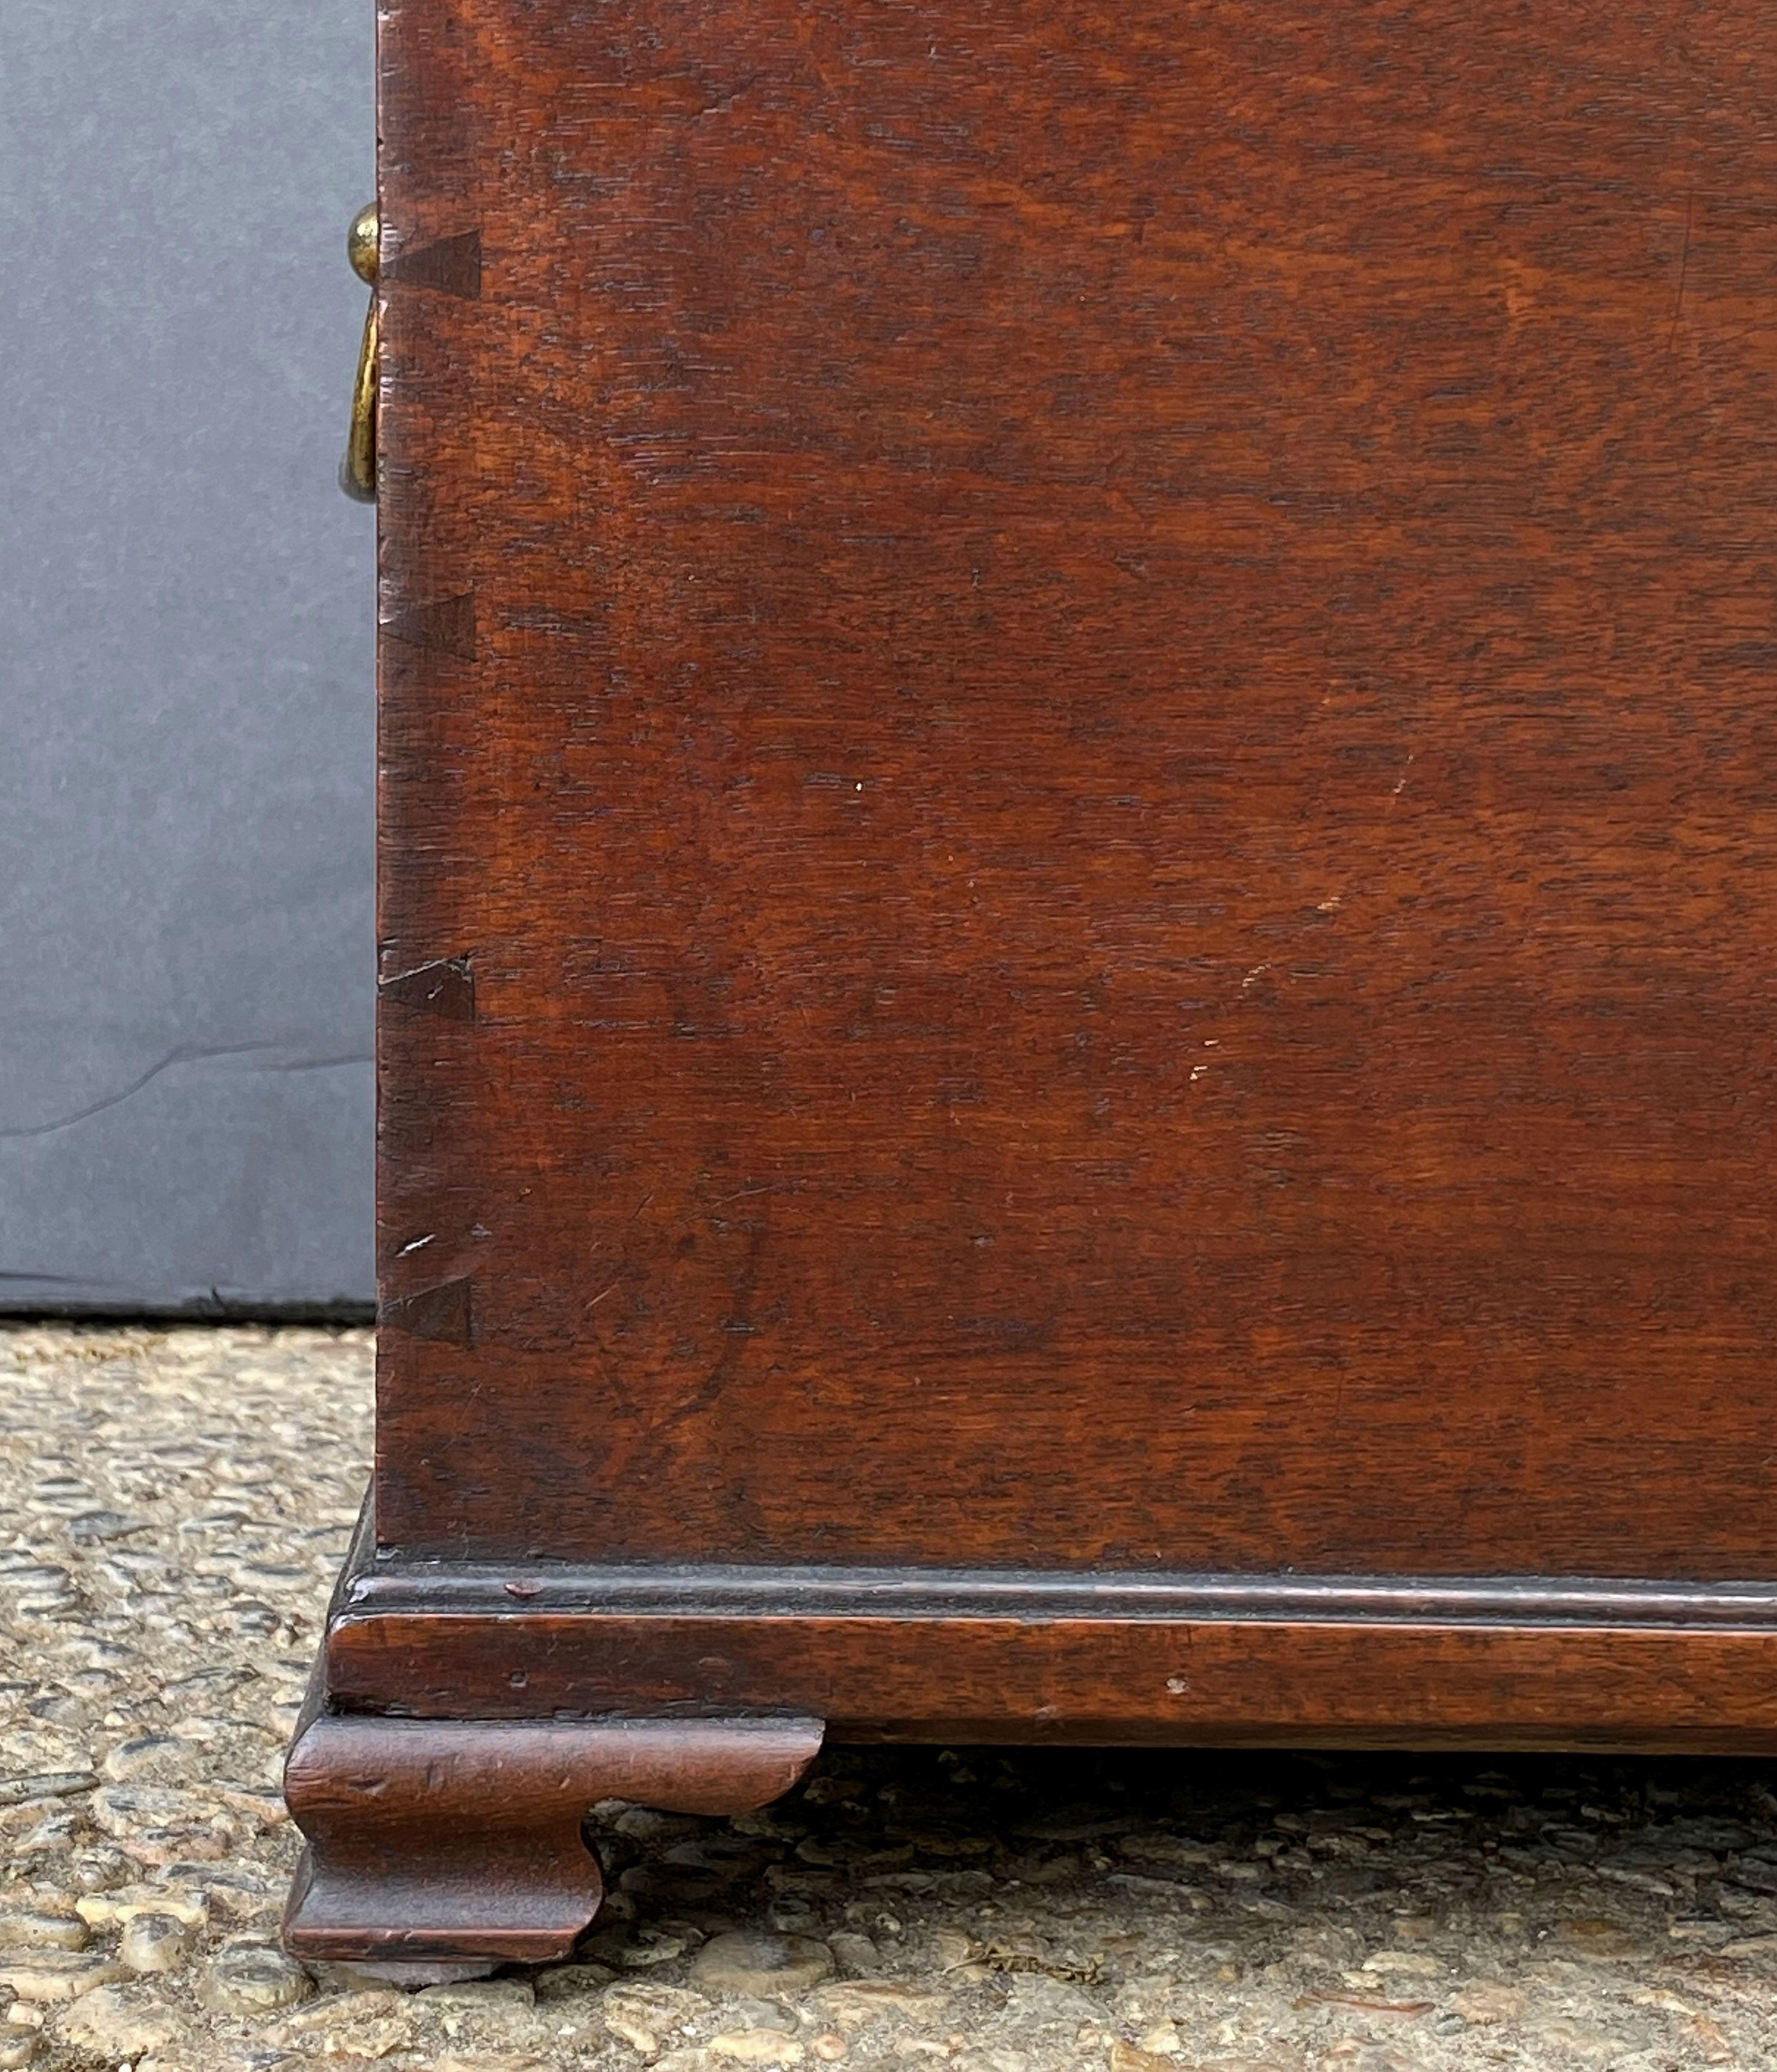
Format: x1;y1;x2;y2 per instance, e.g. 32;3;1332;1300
2;0;377;1312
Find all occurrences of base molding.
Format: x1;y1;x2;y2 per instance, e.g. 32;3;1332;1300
344;1554;1777;1630
282;1710;823;1964
323;1607;1777;1753
315;1540;1777;1753
284;1527;1777;1959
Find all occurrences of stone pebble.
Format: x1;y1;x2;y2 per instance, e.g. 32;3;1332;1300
692;1931;837;1997
75;1880;210;1929
0;1910;86;1953
58;1980;179;2057
197;1942;313;2014
0;1950;127;2002
119;1908;197;1971
709;2026;807;2062
600;1980;708;2053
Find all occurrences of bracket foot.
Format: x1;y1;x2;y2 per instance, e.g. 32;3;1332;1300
282;1712;823;1965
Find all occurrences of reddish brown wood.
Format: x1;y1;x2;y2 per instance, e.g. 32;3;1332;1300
374;0;1777;1584
321;1608;1777;1756
282;1710;822;1963
296;3;1777;1973
295;0;1777;1953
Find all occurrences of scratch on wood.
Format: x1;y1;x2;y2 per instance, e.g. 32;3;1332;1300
1669;189;1695;351
378;956;475;1021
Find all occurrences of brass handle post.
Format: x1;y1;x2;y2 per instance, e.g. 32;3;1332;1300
340;204;379;503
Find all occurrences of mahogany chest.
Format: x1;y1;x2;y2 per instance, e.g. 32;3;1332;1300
288;0;1777;1965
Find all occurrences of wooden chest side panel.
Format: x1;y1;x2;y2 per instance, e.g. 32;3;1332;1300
375;0;1777;1572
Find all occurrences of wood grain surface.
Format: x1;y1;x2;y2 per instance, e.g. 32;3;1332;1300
325;1608;1777;1754
374;0;1777;1578
284;1709;822;1960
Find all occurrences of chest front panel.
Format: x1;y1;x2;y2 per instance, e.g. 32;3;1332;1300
373;0;1777;1580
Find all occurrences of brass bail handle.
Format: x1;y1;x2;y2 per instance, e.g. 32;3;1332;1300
340;204;379;502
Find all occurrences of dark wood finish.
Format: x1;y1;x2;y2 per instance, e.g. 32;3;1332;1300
328;1610;1777;1755
320;1534;1777;1753
376;0;1777;1582
283;1705;822;1962
339;1560;1777;1629
292;0;1777;1962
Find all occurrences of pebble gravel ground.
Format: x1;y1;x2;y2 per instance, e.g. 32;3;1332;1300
3;1327;1777;2072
